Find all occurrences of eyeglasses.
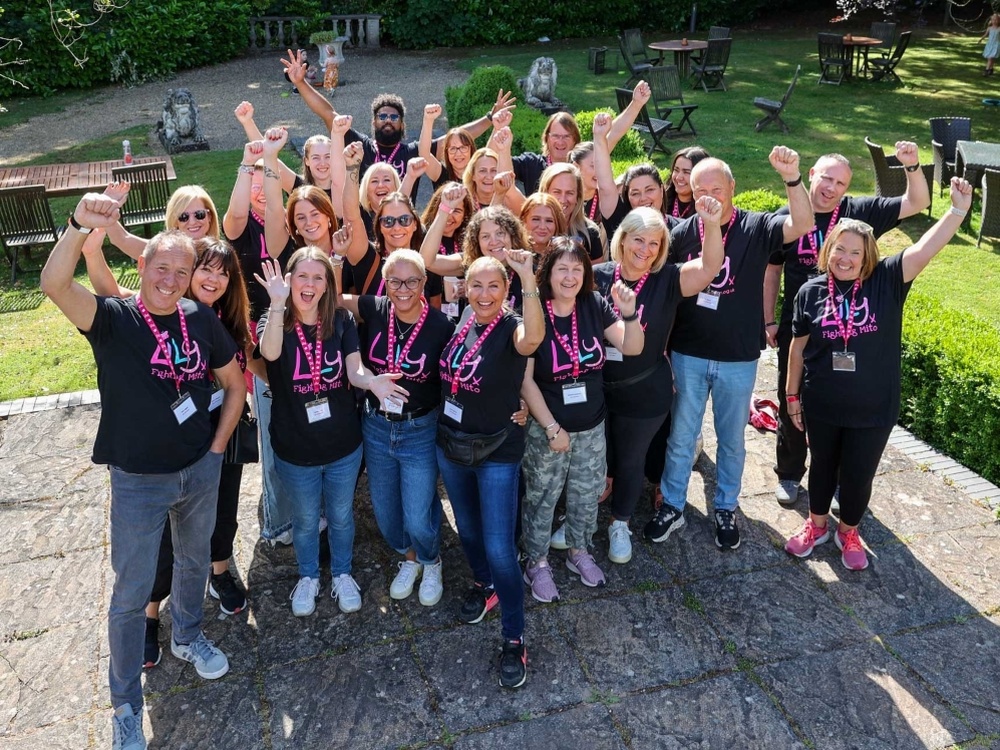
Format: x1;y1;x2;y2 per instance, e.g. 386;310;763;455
376;113;401;123
379;214;415;228
386;276;423;291
447;144;471;154
179;210;209;222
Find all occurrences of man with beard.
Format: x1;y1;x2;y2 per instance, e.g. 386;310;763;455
281;50;513;196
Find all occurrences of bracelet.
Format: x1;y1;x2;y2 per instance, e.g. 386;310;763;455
268;307;286;313
438;205;453;215
67;214;93;234
543;421;558;432
949;206;968;218
238;164;255;175
522;290;541;298
786;394;800;403
621;311;639;322
765;321;778;327
547;427;562;442
784;175;802;188
904;164;920;173
332;253;345;262
486;111;494;122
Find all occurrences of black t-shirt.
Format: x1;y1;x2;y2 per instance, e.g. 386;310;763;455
594;261;683;417
84;296;238;473
513;152;548;195
532;293;618;432
291;174;333;203
668;209;786;362
588;194;632;244
257;309;362;465
425;233;458;302
438;311;526;462
344;242;386;296
792;252;911;428
772;195;901;325
358;295;455;413
345;129;422;201
579;221;605;263
225;214;295;323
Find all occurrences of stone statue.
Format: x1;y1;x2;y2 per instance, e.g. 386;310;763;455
518;57;563;111
157;88;208;153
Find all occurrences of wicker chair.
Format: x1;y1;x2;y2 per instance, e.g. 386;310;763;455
0;184;64;283
864;136;934;216
978;169;1000;247
929;116;972;195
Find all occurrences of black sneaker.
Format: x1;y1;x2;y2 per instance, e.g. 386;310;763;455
458;583;499;624
643;504;686;543
499;638;527;689
143;617;161;669
714;509;741;550
209;570;247;615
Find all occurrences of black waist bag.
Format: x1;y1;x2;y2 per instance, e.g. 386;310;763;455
437;423;510;467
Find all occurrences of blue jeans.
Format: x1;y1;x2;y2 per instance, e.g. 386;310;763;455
436;447;524;640
362;406;442;564
274;444;363;579
661;351;758;513
108;449;223;712
254;374;291;540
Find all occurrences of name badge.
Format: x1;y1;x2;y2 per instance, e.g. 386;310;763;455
305;397;331;423
171;392;197;424
441;302;460;318
605;346;623;362
443;397;464;423
696;290;720;310
832;351;857;372
562;382;588;405
383;396;404;414
209;387;224;412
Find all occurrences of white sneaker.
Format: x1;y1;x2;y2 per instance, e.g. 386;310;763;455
332;573;362;613
549;521;568;550
290;576;320;617
775;479;801;507
389;560;422;600
170;632;230;680
270;529;293;547
608;520;633;564
418;560;444;606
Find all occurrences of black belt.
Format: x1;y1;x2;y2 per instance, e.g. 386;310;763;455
367;402;437;422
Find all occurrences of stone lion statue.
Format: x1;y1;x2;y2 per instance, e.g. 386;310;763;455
161;88;206;148
518;57;562;109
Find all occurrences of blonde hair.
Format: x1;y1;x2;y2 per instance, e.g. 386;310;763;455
539;162;587;238
465;255;508;284
302;135;333;186
360;163;401;214
165;186;220;239
463;148;500;205
382;248;426;278
610;207;670;274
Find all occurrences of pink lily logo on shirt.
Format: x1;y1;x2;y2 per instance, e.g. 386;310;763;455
708;256;735;294
149;335;206;383
367;332;431;382
818;292;878;338
549;334;605;381
291;347;345;393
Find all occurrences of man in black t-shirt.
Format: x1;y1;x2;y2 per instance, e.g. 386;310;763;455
763;144;930;507
41;196;246;750
646;149;813;552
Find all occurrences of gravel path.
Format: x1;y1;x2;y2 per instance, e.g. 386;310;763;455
0;48;471;164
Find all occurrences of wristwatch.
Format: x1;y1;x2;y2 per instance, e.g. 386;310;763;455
68;214;93;234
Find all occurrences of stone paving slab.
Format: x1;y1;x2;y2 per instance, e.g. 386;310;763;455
4;356;1000;749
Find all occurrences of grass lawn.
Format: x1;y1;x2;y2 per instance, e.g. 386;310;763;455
2;25;999;401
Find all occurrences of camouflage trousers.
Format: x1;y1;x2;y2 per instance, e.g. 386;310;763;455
521;419;607;561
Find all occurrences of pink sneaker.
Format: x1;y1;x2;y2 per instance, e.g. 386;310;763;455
566;550;607;588
835;527;869;571
784;518;831;558
523;559;560;603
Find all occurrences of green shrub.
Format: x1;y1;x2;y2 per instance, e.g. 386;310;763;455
575;109;647;163
733;188;786;213
900;291;1000;485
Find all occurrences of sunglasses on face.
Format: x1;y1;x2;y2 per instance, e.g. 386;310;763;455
376;113;401;122
379;214;415;228
179;210;209;222
386;276;423;291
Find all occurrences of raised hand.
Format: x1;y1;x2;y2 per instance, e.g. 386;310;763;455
234;101;255;125
492;89;517;117
243;140;264;165
281;49;306;85
894;141;920;167
424;103;442;120
493;170;515;198
491;126;512;152
441;184;467;213
253;258;291;306
769;145;801;183
102;179;130;205
332;222;353;255
505;248;534;279
950;176;973;212
331;114;353;136
694;195;723;225
407;157;428;180
492;107;513;130
632;80;651;107
73;193;121;230
262;127;288;156
610;279;637;318
592;112;612;138
343;141;363;168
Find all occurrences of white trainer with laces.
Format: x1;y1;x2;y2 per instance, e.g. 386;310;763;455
419;560;444;606
389;560;422;600
290;576;320;617
332;573;362;613
608;520;633;564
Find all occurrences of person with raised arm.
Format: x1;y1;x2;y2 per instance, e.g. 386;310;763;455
419;103;476;188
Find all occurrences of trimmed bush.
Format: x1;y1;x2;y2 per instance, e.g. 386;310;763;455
574;109;646;163
900;291;1000;485
733;188;786;213
445;65;547;155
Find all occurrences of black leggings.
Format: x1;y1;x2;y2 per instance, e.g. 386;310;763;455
150;462;243;603
607;410;670;521
805;417;893;527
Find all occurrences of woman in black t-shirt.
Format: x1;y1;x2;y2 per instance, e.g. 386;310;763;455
663;146;710;221
436;253;544;690
519;193;567;257
255;247;403;617
521;238;644;602
338;250;455;608
420;182;474;316
593;202;724;566
538;163;604;262
784;179;972;571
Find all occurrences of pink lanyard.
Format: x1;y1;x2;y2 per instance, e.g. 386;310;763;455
827;275;860;350
546;300;581;379
698;209;737;249
136;296;190;394
671;197;692;219
587;192;599;221
376;142;402;166
801;202;841;256
449;313;503;396
294;320;324;396
386;298;429;374
612;264;649;317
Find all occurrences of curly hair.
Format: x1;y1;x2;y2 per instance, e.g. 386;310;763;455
462;205;532;269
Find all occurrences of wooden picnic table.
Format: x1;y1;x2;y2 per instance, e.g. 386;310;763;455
0;156;176;198
648;39;708;79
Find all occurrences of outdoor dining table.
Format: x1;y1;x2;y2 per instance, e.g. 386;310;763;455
648;39;709;79
0;156;176;198
842;35;882;80
954;140;1000;228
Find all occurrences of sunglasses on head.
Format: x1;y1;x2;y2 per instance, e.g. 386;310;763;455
179;210;209;222
377;113;401;122
379;214;415;228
